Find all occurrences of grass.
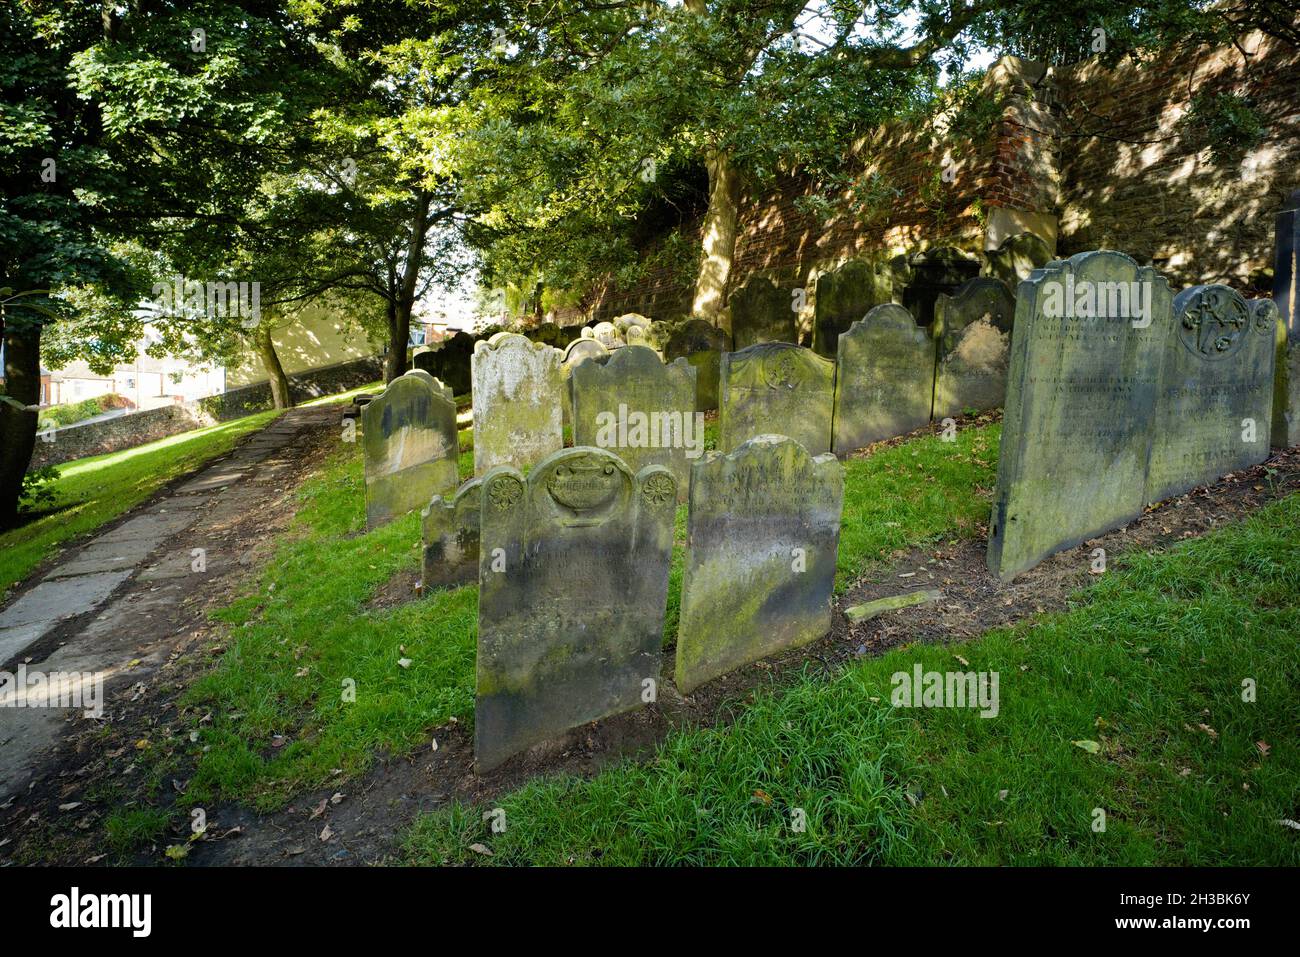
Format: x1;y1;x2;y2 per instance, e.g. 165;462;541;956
402;493;1300;866
160;419;1000;811
0;408;282;595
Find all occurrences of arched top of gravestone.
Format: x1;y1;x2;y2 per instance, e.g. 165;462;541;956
853;301;926;332
527;322;563;346
644;319;677;352
590;321;624;349
936;277;1016;337
423;475;483;522
613;313;651;334
666;318;731;359
572;343;693;386
1173;285;1274;362
705;432;842;480
727;340;836;383
581;326;595;338
988;232;1054;286
1250;296;1281;327
401;369;454;402
475;330;560;359
561;336;610;367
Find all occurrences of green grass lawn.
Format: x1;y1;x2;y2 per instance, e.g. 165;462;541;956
163;420;999;812
0;408;282;595
403;492;1300;866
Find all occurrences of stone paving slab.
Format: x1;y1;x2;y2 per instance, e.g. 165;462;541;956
0;622;51;665
93;510;199;545
174;470;248;493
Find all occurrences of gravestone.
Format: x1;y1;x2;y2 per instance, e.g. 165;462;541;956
895;247;982;329
720;343;835;454
932;277;1016;418
471;333;564;473
729;275;797;350
1272;190;1300;448
675;435;843;693
987;250;1173;580
812;259;893;357
665;319;731;411
571;345;698;500
644;320;676;355
404;368;453;400
560;336;611;427
613;313;651;339
591;321;624;350
421;477;482;590
1146;285;1276;503
987;232;1054;286
475;448;677;770
434;331;474;397
362;372;459;529
526;322;563;347
411;346;437;375
832;303;934;454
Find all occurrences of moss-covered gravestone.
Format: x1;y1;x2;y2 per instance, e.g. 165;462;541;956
665;319;731;411
832;303;934;454
362;372;459;529
471;333;564;473
720;342;835;454
1272;191;1300;448
812;259;892;357
591;321;624;350
1146;286;1276;503
675;435;843;693
988;251;1173;580
560;336;610;427
475;448;677;770
987;232;1053;287
1274;303;1300;449
421;477;482;590
932;277;1016;419
729;275;796;350
571;345;697;501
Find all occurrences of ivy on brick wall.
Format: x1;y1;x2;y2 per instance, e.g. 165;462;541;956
1177;91;1267;163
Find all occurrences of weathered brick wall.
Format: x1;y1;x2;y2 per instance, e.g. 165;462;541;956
1055;31;1300;290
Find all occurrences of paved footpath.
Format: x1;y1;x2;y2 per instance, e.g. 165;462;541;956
0;405;337;798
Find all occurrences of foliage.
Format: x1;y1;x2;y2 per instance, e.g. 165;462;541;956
1178;91;1267;164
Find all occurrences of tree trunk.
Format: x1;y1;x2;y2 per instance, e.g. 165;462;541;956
384;297;406;382
387;191;432;382
254;322;293;409
691;147;742;326
0;325;42;529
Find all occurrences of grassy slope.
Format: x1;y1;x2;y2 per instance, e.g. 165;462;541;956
0;409;282;595
169;421;999;810
403;493;1300;866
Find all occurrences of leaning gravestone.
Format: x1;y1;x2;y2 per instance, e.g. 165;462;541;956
571;345;697;500
832;303;935;454
1146;286;1276;503
729;275;797;350
987;231;1054;286
471;333;564;473
813;259;893;357
675;435;844;693
720;343;835;454
421;477;482;590
932;277;1016;419
987;250;1173;580
362;372;459;529
475;448;677;770
665;318;731;411
1272;190;1300;448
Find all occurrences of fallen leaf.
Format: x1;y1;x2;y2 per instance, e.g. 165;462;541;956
468;843;493;856
1072;739;1101;754
397;658;412;669
309;798;327;820
164;844;189;861
58;802;82;812
1256;741;1271;756
319;824;333;841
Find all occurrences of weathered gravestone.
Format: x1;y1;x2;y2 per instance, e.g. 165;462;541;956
404;368;452;399
729;275;797;350
411;346;438;375
987;232;1054;287
675;435;843;693
613;313;651;339
894;247;982;329
591;321;624;350
720;342;835;454
665;318;731;411
475;448;677;770
560;336;611;426
832;303;934;454
987;250;1173;580
433;331;474;397
526;322;563;347
571;345;697;501
1272;190;1300;448
932;277;1016;419
812;259;893;357
421;477;482;589
471;333;564;473
362;372;459;529
644;319;676;355
1146;286;1276;503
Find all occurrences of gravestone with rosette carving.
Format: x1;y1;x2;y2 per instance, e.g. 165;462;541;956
361;372;459;529
931;277;1016;419
832;303;935;454
675;435;844;693
421;477;483;590
720;342;835;454
471;333;564;473
1146;286;1276;503
571;345;697;501
988;250;1174;580
475;448;676;770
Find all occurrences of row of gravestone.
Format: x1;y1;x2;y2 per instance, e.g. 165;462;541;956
426;436;843;770
988;250;1283;579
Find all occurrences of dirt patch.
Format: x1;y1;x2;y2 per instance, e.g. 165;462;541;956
5;421;1298;867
